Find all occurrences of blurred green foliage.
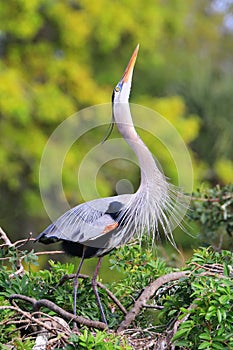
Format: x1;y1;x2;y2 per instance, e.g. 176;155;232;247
0;0;232;236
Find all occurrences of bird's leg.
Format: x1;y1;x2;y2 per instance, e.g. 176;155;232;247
73;247;86;328
92;256;108;325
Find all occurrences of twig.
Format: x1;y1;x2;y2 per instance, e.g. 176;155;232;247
35;250;65;256
0;227;13;247
9;264;25;278
0;227;64;277
191;194;233;203
0;250;65;261
142;303;164;310
2;302;59;336
14;234;34;248
191;262;232;277
171;304;196;350
8;301;70;348
0;227;26;278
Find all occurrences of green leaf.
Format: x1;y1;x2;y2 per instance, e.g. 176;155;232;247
212;341;227;350
198;341;211;349
217;309;222;323
205;311;216;321
168;309;177;317
219;295;229;305
208;305;217;313
173;340;191;347
199;332;211;341
172;328;189;341
223;263;230;277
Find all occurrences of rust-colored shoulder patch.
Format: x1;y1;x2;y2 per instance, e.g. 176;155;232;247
102;222;119;234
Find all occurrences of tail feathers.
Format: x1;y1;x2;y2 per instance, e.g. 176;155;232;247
35;223;60;244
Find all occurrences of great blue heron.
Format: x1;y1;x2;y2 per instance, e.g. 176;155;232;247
36;45;181;325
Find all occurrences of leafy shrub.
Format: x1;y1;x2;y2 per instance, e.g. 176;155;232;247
60;330;131;350
161;248;233;349
190;184;233;248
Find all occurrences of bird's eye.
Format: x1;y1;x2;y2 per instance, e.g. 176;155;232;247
115;86;120;92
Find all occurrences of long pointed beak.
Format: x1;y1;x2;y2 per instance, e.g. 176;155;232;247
121;44;139;83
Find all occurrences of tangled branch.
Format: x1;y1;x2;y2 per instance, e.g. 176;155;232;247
0;226;64;278
117;271;189;332
0;304;71;348
9;294;107;330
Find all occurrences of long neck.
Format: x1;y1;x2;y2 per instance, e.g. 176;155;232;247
113;103;166;190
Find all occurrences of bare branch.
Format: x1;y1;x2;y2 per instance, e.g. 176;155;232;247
0;227;26;278
0;230;64;277
0;227;13;247
13;233;34;248
96;278;128;315
5;301;59;336
171;304;196;350
9;264;25;279
9;294;107;330
191;194;233;203
142;303;164;310
35;250;65;256
117;271;189;332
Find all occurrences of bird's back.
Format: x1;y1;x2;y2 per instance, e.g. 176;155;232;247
36;194;134;257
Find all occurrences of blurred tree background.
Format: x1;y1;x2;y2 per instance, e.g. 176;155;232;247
0;0;232;248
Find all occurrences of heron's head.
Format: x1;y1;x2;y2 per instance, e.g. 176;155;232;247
112;44;139;104
102;45;139;143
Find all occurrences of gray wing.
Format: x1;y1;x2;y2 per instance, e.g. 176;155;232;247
37;194;132;244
